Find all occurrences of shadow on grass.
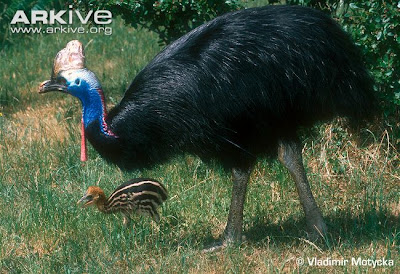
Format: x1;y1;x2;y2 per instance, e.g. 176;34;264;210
243;208;399;249
195;209;399;251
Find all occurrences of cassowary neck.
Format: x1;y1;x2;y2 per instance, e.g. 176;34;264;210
79;87;125;165
81;88;116;137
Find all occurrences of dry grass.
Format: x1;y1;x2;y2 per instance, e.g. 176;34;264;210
9;104;70;142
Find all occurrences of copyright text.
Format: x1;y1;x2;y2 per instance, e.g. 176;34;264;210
296;257;394;268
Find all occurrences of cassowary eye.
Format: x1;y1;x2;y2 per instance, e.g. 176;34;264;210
75;78;81;85
56;76;67;85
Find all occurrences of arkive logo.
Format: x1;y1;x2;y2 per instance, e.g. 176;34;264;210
11;5;112;25
10;5;113;36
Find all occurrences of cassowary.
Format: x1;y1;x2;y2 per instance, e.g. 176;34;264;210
39;5;377;247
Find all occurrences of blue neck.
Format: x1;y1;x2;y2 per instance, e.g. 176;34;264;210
80;88;115;137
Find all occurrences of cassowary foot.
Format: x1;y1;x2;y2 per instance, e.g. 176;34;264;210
305;215;328;242
222;225;247;244
203;240;226;253
203;233;246;253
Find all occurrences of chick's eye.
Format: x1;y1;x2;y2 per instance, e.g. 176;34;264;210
75;78;81;85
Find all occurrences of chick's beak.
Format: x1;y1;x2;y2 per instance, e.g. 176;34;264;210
77;194;94;207
38;79;67;94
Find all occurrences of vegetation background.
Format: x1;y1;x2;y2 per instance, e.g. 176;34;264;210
0;0;399;272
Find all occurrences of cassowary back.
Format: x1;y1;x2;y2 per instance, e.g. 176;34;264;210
104;5;376;169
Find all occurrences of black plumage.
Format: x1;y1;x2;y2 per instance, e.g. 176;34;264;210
86;5;376;170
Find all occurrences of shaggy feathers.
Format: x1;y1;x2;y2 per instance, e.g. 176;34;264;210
86;5;376;170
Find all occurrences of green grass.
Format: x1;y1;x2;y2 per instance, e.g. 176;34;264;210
0;16;399;273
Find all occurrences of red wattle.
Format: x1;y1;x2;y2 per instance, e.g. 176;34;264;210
81;118;87;162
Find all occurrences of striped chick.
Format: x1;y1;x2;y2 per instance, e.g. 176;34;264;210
78;178;168;225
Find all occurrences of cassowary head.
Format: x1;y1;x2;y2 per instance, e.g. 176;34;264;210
39;69;108;127
39;68;115;162
39;69;102;102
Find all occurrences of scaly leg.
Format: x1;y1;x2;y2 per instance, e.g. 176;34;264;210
278;138;327;240
204;167;251;252
223;167;251;243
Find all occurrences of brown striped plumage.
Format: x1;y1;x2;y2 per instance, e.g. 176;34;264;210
78;178;168;224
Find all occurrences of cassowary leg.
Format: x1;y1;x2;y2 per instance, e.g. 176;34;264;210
204;167;251;252
223;167;251;243
278;139;327;240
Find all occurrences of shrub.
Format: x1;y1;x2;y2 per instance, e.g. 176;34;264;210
341;1;400;115
76;0;243;45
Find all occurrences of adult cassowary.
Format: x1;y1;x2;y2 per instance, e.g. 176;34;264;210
39;5;377;247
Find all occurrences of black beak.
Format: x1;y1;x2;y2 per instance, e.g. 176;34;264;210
38;79;67;94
